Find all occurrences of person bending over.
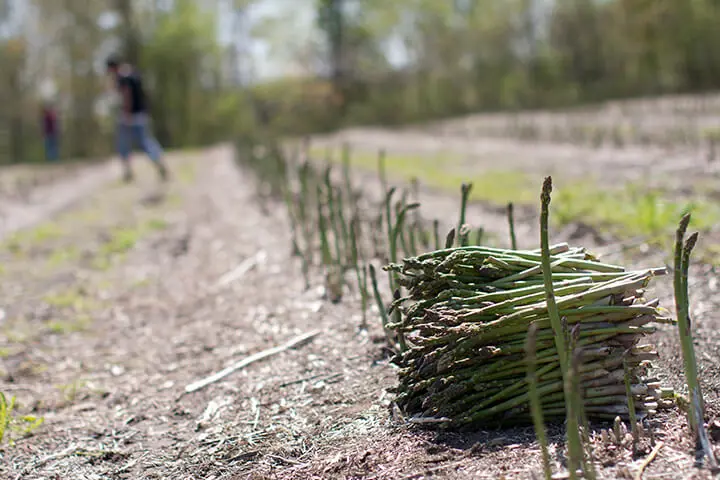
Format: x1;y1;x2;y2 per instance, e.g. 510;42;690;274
106;55;169;183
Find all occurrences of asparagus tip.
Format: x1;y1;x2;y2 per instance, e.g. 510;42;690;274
541;176;552;204
445;228;456;249
684;232;699;255
678;213;691;237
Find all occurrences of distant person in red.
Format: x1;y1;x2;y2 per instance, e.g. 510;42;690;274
41;103;59;162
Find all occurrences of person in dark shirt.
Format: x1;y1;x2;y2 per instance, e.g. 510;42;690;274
41;103;59;162
106;55;169;183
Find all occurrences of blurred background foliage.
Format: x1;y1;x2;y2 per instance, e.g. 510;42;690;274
2;0;720;164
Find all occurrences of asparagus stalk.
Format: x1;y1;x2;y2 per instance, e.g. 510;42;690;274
526;322;552;480
508;202;517;250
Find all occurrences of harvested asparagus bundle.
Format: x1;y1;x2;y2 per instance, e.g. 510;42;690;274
385;242;674;428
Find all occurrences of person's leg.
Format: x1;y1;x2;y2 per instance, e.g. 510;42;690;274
44;136;52;162
47;135;59;162
133;120;168;181
116;122;134;182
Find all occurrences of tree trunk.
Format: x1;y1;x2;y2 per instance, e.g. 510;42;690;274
115;0;140;64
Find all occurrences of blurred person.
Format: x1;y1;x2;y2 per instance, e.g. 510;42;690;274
105;55;169;183
41;103;59;162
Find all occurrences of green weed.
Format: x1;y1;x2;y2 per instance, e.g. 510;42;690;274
101;219;167;256
552;183;720;242
4;329;29;344
22;222;64;243
56;379;87;404
2;222;64;254
132;278;152;289
90;255;114;271
47;314;92;334
0;393;9;443
12;414;43;439
89;218;167;269
146;218;169;231
702;127;720;142
0;393;44;445
43;288;94;311
100;228;141;256
42;288;97;335
65;206;103;224
47;246;80;267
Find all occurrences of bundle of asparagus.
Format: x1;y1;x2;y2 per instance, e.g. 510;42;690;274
386;243;673;428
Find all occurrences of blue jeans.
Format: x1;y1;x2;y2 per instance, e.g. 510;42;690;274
116;115;163;164
45;134;59;162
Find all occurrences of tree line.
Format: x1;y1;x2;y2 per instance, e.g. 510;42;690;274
2;0;720;164
0;0;255;164
314;0;720;126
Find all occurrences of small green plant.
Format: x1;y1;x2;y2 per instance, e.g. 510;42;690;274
47;314;92;334
701;127;720;143
47;245;80;267
1;221;64;255
57;379;87;404
132;277;152;289
20;222;64;244
0;392;8;443
0;393;44;445
43;288;91;310
146;218;169;231
100;227;141;256
91;218;168;269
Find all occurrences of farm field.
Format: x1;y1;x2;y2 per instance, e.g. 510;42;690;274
3;96;720;479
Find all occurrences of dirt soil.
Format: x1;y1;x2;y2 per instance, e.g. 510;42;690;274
0;160;118;241
1;138;719;480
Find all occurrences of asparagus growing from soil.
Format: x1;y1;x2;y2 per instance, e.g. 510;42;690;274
526;322;552;480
